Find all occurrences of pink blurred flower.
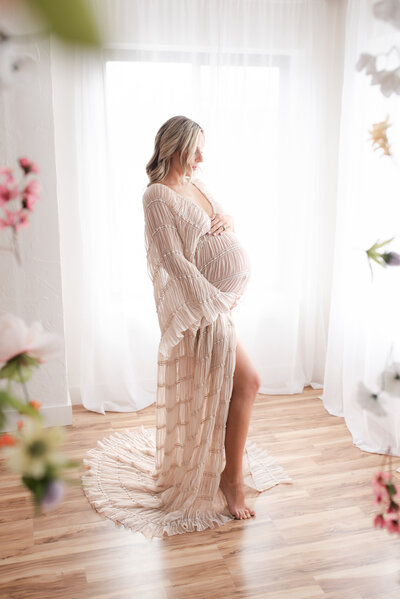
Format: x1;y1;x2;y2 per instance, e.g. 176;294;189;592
18;158;39;175
0;209;19;230
373;471;392;486
0;180;18;206
21;180;40;212
374;513;386;529
0;208;29;232
0;312;63;365
0;167;14;181
0;210;13;229
385;512;400;534
22;194;38;212
22;179;40;197
374;488;386;505
372;471;393;509
16;211;29;231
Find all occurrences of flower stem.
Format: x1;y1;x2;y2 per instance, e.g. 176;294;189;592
12;232;21;266
16;362;30;404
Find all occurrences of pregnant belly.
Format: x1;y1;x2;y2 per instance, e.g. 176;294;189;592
194;231;251;297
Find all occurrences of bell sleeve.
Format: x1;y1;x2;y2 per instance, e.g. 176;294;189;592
143;195;237;357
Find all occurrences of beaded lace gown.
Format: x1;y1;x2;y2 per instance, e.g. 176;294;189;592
82;178;291;539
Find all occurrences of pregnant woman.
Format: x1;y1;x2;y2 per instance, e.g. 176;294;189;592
82;116;290;539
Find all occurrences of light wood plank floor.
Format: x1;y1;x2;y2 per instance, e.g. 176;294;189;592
1;387;400;599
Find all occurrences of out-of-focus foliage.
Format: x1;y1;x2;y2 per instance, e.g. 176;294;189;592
25;0;101;46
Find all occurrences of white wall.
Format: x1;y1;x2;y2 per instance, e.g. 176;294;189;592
0;23;72;427
50;41;83;405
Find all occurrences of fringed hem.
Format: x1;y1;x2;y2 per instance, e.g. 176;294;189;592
81;426;292;540
81;479;234;541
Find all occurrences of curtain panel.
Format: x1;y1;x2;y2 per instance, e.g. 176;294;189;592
322;0;400;455
58;0;346;413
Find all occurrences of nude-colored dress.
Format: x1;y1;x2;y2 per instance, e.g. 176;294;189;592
81;178;291;539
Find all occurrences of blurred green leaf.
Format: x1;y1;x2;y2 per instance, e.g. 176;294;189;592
0;391;5;429
21;355;40;367
63;477;82;486
63;459;81;469
0;390;42;426
387;482;397;498
0;354;39;383
25;0;101;46
22;474;48;504
5;394;42;420
370;237;395;252
0;360;33;382
0;361;18;380
0;391;5;404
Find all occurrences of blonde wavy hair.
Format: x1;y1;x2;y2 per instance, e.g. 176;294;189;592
146;116;204;186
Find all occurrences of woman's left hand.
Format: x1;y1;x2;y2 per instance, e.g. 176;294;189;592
208;214;235;235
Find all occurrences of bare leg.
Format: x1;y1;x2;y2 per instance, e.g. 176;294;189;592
219;337;261;520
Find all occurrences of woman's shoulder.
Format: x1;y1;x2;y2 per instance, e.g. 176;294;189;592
143;182;168;197
142;182;175;209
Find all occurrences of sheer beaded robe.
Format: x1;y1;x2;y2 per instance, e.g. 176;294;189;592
82;178;291;539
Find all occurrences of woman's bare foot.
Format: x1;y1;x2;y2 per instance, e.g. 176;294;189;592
219;470;255;520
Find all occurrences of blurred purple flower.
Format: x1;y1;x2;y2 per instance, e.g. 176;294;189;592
41;479;65;511
366;238;400;269
382;251;400;265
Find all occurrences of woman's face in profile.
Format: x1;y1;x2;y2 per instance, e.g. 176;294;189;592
187;131;205;175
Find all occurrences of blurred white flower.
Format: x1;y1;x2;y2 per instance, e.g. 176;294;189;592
0;33;36;90
0;33;14;88
371;68;400;96
3;418;65;479
0;312;63;364
357;381;388;416
356;53;377;75
373;0;400;30
356;50;400;97
383;363;400;397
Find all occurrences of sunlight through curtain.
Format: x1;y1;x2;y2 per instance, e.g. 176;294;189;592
68;0;345;413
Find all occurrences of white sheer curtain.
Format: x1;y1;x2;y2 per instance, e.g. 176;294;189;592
70;0;345;413
73;49;159;413
322;0;400;455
